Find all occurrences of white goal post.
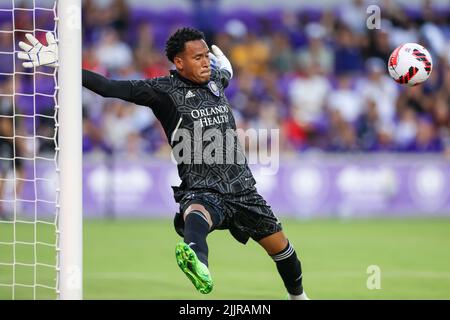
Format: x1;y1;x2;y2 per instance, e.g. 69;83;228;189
0;0;82;300
57;0;82;300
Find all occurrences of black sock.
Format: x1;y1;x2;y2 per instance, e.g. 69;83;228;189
270;241;303;295
183;210;210;266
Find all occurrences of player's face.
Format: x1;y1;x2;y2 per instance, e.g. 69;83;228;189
175;39;211;84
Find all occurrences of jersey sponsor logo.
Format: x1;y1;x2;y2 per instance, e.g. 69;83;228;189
190;105;229;128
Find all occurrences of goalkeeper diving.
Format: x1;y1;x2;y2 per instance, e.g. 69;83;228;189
18;29;309;299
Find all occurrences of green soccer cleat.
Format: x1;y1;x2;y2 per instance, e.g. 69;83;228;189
175;241;213;294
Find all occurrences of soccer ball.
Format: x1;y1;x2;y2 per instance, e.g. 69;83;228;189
387;43;433;86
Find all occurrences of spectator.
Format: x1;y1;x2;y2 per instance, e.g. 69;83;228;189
288;59;330;137
326;73;363;124
270;32;296;74
95;28;133;73
333;23;364;75
72;3;450;155
394;108;418;150
230;31;271;77
296;22;334;75
357;57;399;127
406;116;444;152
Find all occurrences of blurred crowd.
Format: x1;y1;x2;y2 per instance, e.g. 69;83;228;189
2;0;450;160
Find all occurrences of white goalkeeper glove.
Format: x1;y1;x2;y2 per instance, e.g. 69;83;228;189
17;32;58;68
209;45;233;79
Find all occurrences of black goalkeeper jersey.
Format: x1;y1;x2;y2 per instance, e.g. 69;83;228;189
82;68;257;194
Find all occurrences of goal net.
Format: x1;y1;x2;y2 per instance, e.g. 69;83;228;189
0;0;82;300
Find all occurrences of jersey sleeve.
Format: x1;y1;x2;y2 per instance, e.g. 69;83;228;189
82;69;163;109
129;79;164;108
129;78;177;122
82;69;133;101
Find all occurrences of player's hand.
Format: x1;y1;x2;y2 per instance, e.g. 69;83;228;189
17;32;58;68
209;45;233;78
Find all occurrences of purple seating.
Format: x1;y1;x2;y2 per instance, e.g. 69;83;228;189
0;53;14;74
227;8;261;33
35;9;56;31
0;11;12;26
0;2;13;10
299;7;323;23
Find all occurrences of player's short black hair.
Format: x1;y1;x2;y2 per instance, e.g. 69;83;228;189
165;27;206;63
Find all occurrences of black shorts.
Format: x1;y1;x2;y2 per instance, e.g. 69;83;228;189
172;187;282;244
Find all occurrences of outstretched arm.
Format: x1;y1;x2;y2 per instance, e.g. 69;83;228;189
18;32;158;105
82;69;133;101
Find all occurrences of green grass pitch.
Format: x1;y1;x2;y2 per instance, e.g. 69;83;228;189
1;217;450;299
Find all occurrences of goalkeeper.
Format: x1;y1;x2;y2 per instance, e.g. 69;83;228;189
18;28;308;299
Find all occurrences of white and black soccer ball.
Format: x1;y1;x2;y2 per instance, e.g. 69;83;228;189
387;43;433;86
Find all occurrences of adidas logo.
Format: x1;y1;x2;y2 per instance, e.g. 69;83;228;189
185;90;195;99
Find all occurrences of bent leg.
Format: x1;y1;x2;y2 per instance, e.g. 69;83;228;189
175;203;214;294
258;230;289;255
258;231;308;299
183;203;212;265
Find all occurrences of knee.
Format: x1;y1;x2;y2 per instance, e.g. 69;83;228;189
184;204;213;228
258;231;289;255
270;240;298;263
